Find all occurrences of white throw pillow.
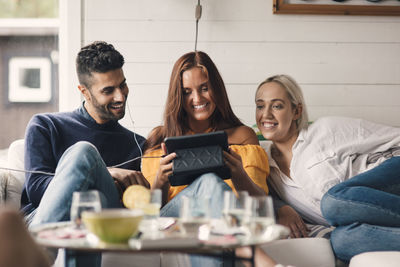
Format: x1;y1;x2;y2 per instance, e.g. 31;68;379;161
349;251;400;267
261;238;335;267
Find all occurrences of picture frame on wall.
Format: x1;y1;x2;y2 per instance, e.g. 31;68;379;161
273;0;400;16
8;57;52;103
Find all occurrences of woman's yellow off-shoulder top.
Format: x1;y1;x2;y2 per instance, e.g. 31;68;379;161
142;144;270;201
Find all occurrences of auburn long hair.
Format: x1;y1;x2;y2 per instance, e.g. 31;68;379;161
144;51;243;151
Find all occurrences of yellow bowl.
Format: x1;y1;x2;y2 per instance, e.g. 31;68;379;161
82;209;144;243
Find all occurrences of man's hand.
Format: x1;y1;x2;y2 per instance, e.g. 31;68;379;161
277;205;309;238
108;168;150;197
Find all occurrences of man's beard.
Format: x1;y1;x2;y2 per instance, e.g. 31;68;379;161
90;93;126;122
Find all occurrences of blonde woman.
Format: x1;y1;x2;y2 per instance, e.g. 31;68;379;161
255;74;400;262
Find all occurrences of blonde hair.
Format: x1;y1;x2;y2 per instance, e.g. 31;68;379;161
256;74;309;130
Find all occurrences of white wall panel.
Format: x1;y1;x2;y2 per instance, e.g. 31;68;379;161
123;61;400;86
106;42;400;65
127;84;169;109
85;20;400;43
81;0;400;138
119;106;164;138
85;0;270;21
85;0;400;22
235;106;400;128
227;84;400;106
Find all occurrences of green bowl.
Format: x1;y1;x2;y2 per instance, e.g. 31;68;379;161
82;209;144;243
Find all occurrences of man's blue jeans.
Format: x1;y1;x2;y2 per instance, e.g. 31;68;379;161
321;156;400;262
161;173;232;267
28;141;123;267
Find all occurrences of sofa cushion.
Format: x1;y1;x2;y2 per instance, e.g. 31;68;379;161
349;251;400;267
260;238;335;267
6;139;25;208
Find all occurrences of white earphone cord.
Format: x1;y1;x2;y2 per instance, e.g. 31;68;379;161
0;98;154;176
126;100;143;158
0;156;162;176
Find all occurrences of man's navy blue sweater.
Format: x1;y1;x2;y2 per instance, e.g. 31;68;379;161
21;104;145;215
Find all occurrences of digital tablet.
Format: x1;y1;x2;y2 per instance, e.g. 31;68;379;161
164;131;231;186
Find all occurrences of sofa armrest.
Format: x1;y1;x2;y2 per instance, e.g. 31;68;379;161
1;139;25;208
350;251;400;267
8;139;25;185
260;238;335;267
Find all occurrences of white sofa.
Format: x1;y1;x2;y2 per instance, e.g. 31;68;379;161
0;139;397;267
349;252;400;267
0;139;25;207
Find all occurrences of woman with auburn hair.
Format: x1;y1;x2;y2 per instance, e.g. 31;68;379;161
142;51;269;215
142;51;269;267
144;51;248;149
142;51;270;267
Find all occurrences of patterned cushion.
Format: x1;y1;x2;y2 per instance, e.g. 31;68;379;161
307;223;335;239
0;171;7;202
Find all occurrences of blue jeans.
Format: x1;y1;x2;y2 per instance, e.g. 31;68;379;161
161;173;232;267
28;141;123;267
321;156;400;262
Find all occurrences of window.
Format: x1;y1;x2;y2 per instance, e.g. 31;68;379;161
8;57;51;102
0;0;59;148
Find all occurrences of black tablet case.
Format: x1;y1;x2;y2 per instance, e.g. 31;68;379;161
164;131;231;186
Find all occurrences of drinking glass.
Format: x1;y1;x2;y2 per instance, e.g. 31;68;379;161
179;196;210;237
70;190;102;228
247;196;275;237
138;189;161;219
139;189;162;235
222;191;252;228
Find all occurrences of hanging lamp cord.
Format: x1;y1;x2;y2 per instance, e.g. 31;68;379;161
195;0;202;51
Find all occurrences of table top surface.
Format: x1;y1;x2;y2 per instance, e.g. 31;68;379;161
31;218;289;254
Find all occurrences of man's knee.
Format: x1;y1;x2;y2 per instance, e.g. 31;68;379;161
69;141;98;156
62;141;101;164
55;141;104;182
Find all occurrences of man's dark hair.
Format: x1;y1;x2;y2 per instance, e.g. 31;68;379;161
76;41;125;88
